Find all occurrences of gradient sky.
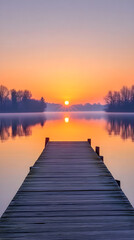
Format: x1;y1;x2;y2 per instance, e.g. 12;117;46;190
0;0;134;104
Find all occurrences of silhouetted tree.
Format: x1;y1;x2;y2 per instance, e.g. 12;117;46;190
11;89;17;105
22;90;32;102
0;85;9;104
40;97;46;111
0;85;47;113
17;90;24;102
130;85;134;103
105;85;134;112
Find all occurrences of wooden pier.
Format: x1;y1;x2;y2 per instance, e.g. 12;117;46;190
0;140;134;239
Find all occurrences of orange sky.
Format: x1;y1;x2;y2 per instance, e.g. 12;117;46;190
0;1;134;104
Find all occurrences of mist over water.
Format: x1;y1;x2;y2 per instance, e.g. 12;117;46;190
0;111;134;216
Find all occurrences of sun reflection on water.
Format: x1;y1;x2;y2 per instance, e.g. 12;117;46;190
64;117;69;123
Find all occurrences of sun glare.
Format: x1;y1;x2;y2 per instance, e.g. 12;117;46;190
64;100;69;106
64;117;69;123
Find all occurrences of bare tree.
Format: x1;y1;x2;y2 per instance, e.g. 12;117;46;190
17;90;24;102
120;86;130;102
105;91;114;105
130;85;134;102
0;85;9;104
22;90;32;102
105;85;134;112
0;85;46;113
11;89;17;105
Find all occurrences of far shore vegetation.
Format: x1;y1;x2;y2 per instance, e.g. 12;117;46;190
0;85;46;113
1;84;134;113
105;85;134;112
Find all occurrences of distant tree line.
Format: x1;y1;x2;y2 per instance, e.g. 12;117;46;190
105;86;134;112
0;85;47;113
70;103;104;111
46;102;105;111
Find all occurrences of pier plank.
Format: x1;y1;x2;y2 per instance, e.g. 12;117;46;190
0;141;134;239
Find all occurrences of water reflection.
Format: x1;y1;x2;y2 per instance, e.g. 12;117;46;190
1;111;134;217
0;114;46;141
64;117;69;123
106;114;134;141
0;112;105;142
70;112;105;120
1;112;134;142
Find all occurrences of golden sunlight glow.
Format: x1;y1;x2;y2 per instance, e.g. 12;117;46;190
1;1;134;105
64;117;69;123
64;100;69;106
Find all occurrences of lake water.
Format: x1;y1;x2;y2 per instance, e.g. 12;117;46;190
0;111;134;217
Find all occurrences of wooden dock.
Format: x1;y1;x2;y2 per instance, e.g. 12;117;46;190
0;140;134;239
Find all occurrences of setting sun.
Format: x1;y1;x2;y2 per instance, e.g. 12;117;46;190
65;101;69;106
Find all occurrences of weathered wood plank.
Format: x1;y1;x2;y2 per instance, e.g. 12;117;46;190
0;140;134;239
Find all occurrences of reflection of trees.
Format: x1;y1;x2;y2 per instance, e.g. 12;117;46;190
0;114;46;141
11;119;32;137
106;115;134;141
0;122;10;141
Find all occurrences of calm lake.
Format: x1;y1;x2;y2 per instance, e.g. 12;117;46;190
0;111;134;216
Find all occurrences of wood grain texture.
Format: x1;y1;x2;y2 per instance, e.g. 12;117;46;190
0;141;134;239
